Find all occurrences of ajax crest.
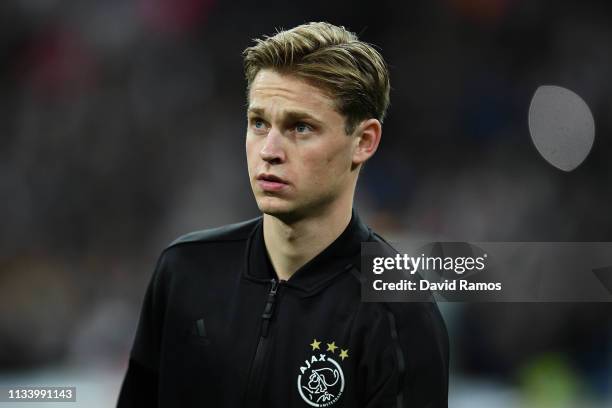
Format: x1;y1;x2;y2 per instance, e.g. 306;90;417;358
297;339;348;407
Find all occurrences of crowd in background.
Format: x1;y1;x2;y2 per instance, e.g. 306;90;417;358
1;0;611;405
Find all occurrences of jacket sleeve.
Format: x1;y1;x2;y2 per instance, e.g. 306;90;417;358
117;252;169;407
362;302;449;408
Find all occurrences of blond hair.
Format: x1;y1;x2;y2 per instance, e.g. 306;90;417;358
243;22;390;135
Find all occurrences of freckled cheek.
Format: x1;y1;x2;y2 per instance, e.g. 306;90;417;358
324;151;347;175
298;155;335;186
245;138;260;159
245;143;259;177
245;135;256;150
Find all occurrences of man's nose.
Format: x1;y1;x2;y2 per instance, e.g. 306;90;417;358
259;128;286;164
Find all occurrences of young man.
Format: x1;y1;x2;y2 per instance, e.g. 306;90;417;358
118;22;449;407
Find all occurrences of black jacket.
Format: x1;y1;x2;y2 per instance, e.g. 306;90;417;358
117;211;449;407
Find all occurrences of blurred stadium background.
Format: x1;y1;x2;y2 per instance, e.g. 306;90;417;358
1;0;611;406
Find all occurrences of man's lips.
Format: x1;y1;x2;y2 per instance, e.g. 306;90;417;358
256;174;289;192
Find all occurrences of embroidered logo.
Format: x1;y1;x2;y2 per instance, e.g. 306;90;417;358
297;339;349;407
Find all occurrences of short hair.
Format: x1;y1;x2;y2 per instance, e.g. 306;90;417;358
243;22;390;135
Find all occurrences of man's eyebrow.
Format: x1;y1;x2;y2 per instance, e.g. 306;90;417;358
247;107;265;116
283;111;323;124
247;107;324;124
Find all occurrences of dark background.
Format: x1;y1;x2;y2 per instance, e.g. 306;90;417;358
1;0;611;406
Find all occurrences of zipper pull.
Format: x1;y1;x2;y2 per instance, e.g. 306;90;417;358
261;279;280;337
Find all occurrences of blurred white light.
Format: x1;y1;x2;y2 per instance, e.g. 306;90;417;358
528;85;595;172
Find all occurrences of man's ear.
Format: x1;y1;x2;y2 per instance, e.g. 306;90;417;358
352;118;382;166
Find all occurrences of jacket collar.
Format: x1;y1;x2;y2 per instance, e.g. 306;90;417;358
243;209;371;296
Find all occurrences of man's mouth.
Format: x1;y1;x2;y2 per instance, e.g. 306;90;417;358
256;174;289;192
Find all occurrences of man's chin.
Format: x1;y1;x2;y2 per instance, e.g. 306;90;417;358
258;204;293;218
256;199;301;223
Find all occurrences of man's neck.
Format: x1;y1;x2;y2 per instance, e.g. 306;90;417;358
262;204;353;281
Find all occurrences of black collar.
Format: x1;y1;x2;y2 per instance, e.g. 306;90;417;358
243;209;371;296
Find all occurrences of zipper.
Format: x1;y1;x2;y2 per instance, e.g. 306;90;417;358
244;279;281;406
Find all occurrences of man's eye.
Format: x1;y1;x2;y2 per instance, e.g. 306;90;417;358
252;119;266;130
295;122;312;133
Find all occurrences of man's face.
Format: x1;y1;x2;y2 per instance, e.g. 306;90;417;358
246;69;358;221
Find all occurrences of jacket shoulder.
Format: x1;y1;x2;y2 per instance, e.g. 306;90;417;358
367;229;400;256
166;217;261;249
